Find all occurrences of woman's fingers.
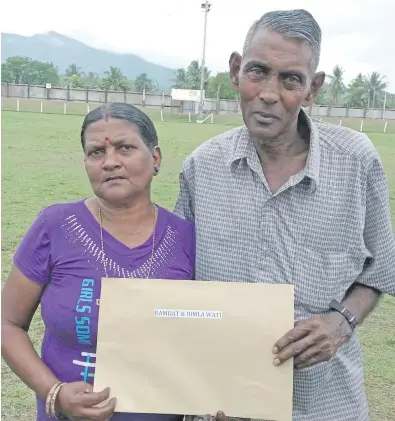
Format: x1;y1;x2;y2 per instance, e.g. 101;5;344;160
76;397;117;420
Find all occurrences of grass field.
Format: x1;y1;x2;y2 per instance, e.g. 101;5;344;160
1;110;395;421
2;97;395;134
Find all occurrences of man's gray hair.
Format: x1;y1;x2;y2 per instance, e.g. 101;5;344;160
243;9;322;73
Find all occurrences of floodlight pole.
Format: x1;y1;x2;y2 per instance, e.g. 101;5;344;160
199;1;211;119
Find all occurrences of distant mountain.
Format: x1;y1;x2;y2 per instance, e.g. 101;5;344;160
1;31;176;88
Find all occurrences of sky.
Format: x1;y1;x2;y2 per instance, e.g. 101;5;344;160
1;0;395;90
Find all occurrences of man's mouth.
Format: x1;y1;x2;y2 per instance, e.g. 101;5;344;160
253;111;279;124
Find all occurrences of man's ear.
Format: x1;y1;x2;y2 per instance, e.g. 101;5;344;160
303;71;325;107
229;51;242;92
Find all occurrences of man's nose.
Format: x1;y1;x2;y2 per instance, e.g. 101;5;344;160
258;75;281;104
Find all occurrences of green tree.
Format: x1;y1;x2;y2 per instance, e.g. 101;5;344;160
65;63;83;78
1;56;30;84
1;56;59;85
29;60;59;85
186;60;210;90
82;72;101;88
328;65;346;105
347;73;368;107
364;72;387;108
67;74;85;88
135;73;154;92
100;66;128;91
172;69;188;89
206;72;235;100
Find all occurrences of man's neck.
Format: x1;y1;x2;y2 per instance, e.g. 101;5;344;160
254;120;309;165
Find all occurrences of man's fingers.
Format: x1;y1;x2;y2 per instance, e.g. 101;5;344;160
293;345;322;367
295;353;323;369
216;411;226;421
78;387;111;407
77;397;117;420
273;334;317;365
272;321;311;354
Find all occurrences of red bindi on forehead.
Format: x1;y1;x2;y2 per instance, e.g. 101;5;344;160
105;136;110;142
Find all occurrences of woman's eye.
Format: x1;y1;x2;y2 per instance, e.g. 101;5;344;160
89;149;104;156
120;145;133;151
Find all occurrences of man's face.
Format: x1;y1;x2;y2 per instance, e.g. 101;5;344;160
230;29;324;140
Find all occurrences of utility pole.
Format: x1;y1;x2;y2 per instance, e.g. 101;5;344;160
199;1;211;119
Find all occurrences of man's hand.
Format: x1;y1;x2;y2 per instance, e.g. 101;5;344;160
272;312;353;369
187;410;227;421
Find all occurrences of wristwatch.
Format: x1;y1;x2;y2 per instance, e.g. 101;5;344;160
329;299;357;330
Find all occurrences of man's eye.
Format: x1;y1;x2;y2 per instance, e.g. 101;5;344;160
285;75;300;84
249;67;264;77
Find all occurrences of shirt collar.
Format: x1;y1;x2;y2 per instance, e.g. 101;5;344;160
228;109;321;192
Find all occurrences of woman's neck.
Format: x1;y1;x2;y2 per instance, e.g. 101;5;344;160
96;197;154;227
85;196;157;248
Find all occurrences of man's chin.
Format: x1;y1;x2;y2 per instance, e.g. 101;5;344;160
248;122;280;141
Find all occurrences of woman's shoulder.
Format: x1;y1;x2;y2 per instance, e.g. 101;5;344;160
38;199;86;225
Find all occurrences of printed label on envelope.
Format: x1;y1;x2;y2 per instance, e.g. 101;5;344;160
154;309;222;319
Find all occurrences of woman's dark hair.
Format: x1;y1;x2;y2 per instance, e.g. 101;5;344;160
80;103;158;151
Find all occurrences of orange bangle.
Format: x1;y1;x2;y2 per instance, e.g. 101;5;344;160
45;382;62;418
51;382;66;419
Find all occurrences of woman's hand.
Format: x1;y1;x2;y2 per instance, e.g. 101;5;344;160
57;381;116;421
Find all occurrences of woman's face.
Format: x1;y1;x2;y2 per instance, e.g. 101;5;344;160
83;118;161;206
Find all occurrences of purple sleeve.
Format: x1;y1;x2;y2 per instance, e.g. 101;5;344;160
13;209;51;286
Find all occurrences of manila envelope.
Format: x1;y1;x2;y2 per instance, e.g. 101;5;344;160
94;278;294;421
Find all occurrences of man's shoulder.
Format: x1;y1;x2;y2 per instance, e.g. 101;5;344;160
314;119;379;163
183;125;244;169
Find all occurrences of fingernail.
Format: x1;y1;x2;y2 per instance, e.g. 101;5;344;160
272;346;278;354
273;358;280;366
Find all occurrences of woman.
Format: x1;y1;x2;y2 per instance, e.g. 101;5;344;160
1;103;195;421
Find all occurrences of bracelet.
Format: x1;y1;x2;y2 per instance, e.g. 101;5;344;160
45;382;66;419
50;382;66;419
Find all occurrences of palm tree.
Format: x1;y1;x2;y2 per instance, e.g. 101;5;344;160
172;69;188;88
185;60;210;90
347;73;369;108
186;60;201;89
135;73;154;92
101;66;128;91
327;65;346;106
363;72;387;108
65;63;83;78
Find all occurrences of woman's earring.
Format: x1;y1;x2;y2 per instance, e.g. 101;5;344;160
153;167;159;176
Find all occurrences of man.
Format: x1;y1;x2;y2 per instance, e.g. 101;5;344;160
175;9;395;421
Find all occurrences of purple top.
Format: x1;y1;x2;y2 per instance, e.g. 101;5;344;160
14;200;195;421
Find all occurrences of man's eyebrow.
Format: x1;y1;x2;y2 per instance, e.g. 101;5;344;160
243;60;270;69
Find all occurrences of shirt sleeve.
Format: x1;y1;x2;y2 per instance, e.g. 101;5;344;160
356;158;395;296
174;163;195;222
13;209;52;286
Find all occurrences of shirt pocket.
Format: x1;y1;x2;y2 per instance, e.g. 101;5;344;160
292;246;353;314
